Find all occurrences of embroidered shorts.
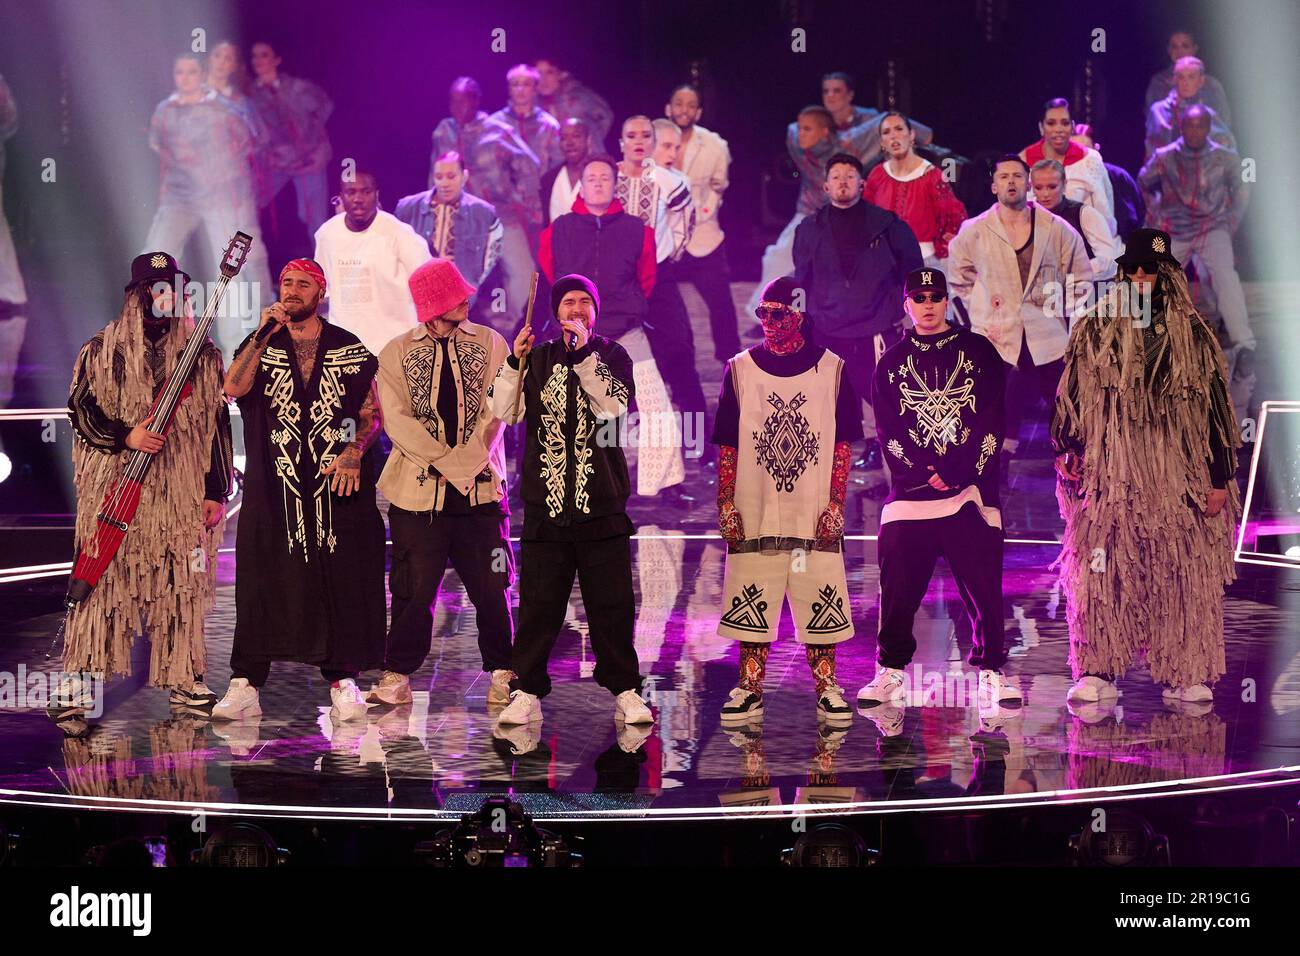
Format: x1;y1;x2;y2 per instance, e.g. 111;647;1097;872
718;548;854;645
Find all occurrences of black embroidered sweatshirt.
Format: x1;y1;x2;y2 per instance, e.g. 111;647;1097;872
870;324;1006;510
488;335;636;539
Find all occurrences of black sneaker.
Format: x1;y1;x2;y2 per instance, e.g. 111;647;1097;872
721;687;764;721
816;684;853;724
170;681;218;709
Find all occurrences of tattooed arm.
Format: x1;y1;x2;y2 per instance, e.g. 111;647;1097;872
225;307;284;398
322;379;382;497
815;441;851;547
717;445;745;543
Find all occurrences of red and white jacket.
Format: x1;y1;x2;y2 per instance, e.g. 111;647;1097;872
863;159;967;260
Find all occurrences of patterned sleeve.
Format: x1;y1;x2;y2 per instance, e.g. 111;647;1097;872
572;342;633;420
484;216;504;280
934;170;967;238
665;173;693;259
487;354;526;425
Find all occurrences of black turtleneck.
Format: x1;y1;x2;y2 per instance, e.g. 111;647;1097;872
828;200;868;276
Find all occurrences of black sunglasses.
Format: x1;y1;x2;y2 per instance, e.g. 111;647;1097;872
909;292;947;304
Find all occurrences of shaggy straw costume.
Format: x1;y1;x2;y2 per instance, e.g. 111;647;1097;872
1052;261;1240;687
64;295;228;688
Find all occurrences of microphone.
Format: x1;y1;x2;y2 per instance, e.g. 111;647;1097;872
567;331;578;350
255;301;293;342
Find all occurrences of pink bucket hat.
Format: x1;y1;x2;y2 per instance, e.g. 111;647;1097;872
409;258;476;324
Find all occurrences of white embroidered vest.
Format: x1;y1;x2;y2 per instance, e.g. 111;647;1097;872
733;349;843;541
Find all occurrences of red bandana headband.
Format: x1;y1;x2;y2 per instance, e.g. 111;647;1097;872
279;258;327;295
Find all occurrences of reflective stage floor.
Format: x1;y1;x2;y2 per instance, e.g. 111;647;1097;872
2;491;1298;823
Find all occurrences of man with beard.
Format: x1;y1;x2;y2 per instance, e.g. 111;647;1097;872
1053;230;1239;706
946;155;1092;459
213;259;386;722
57;252;231;722
793;152;923;490
486;274;653;729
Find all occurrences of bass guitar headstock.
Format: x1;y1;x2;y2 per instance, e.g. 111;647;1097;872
220;232;253;279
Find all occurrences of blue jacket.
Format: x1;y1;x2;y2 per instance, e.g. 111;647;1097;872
393;189;500;293
792;200;922;338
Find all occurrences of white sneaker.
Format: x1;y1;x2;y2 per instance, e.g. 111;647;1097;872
1067;697;1119;725
210;715;262;755
816;684;853;724
1163;683;1213;703
212;678;262;720
365;671;412;705
488;669;515;707
720;687;764;722
1068;675;1119;702
616;722;653;754
979;669;1022;707
47;674;92;720
497;689;542;726
615;689;654;725
858;702;904;737
329;678;369;721
493;720;541;755
857;666;907;706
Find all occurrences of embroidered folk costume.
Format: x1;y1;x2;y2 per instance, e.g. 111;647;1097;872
64;253;232;698
487;274;652;727
225;259;386;689
371;258;515;707
713;277;863;723
1052;229;1239;702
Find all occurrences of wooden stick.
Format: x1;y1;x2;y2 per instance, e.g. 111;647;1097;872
511;272;540;423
